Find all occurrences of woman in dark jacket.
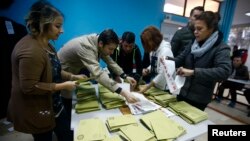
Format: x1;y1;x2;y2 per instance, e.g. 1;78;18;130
172;11;232;111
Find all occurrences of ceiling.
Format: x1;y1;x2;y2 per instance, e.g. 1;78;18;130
232;0;250;26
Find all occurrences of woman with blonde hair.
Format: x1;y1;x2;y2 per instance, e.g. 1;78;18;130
7;1;82;141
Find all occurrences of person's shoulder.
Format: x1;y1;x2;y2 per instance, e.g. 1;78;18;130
16;35;39;49
217;42;230;49
172;26;192;39
176;26;190;33
242;65;248;70
159;40;171;50
14;35;45;59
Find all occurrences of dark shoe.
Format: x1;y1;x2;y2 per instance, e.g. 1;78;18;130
214;97;221;103
248;111;250;117
228;101;236;108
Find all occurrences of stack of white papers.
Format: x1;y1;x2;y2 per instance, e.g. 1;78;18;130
127;92;161;115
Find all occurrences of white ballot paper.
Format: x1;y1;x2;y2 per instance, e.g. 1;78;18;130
159;57;186;95
159;107;176;117
127;92;161;115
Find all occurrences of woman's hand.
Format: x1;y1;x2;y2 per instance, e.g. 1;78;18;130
138;81;154;93
126;76;137;88
63;81;77;91
176;67;194;77
142;68;150;76
120;90;138;103
55;81;77;91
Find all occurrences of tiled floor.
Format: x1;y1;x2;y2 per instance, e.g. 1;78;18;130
0;105;247;141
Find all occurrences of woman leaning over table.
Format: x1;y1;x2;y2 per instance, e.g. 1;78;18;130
170;11;232;111
7;1;82;141
139;26;174;93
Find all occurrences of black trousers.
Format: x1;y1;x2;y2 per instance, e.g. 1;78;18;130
32;108;73;141
244;89;250;104
217;81;244;102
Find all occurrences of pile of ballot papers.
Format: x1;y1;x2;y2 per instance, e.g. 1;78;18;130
169;101;208;124
99;84;126;109
127;92;161;115
118;124;155;141
140;110;186;140
106;114;138;132
143;86;177;107
75;82;100;113
75;118;109;141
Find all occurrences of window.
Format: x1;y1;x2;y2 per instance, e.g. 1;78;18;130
204;0;220;12
164;0;221;17
185;0;204;17
164;0;185;16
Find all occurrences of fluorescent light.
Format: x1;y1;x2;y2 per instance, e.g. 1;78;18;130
245;12;250;16
164;3;184;16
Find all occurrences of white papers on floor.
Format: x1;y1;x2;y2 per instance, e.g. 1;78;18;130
127;92;161;115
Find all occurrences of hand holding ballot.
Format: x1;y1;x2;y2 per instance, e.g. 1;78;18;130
138;82;154;94
120;89;138;103
125;76;137;89
127;92;161;115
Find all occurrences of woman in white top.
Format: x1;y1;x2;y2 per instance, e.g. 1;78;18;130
139;26;174;92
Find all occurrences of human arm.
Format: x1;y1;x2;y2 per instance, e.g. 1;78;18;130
138;81;154;93
103;55;137;87
134;46;143;81
54;81;77;91
176;67;194;77
171;30;182;57
173;43;191;68
76;44;122;92
152;42;174;87
61;70;87;81
125;76;137;88
142;52;150;68
171;27;194;57
142;68;150;76
120;89;138;103
192;44;232;81
17;43;77;95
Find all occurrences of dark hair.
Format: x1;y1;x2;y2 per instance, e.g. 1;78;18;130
140;26;163;52
196;11;221;31
98;29;119;46
190;6;204;16
121;31;135;44
25;0;63;36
